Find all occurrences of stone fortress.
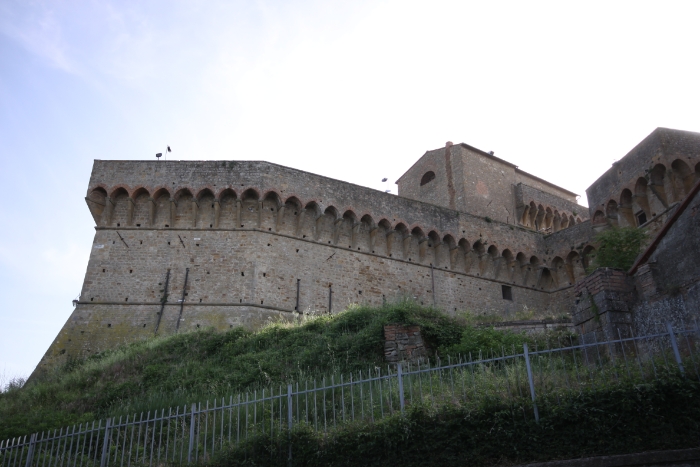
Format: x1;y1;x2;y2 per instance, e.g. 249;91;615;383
34;127;700;373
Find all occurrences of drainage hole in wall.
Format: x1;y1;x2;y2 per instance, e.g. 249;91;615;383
206;271;210;274
268;228;271;231
102;269;105;272
113;241;115;244
296;249;299;253
140;240;142;244
241;272;245;276
125;297;128;301
130;270;133;273
240;299;242;303
241;225;244;228
358;291;362;295
117;223;120;226
261;300;263;304
91;298;94;301
210;224;213;228
199;299;202;302
107;323;111;328
267;243;271;246
81;330;84;334
270;208;274;211
165;224;169;227
263;273;266;277
230;324;233;328
168;241;171;245
303;235;306;238
389;254;392;257
328;241;331;244
136;224;141;227
196;244;200;246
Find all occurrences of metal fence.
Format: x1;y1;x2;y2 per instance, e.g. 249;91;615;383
2;322;699;466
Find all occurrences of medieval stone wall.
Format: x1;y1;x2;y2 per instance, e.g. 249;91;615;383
586;128;700;230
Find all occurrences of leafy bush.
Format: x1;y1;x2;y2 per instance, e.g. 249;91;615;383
589;227;647;271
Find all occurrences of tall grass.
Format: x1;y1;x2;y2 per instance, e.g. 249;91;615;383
0;300;572;440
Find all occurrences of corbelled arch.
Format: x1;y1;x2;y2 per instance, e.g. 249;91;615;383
649;164;669;207
240;188;260;229
279;196;302;235
152;187;172;228
131;187;151;227
109;187;130;227
618;188;635;227
173;188;195;228
195;188;216;229
217;188;237;229
671;159;694;200
86;187;108;225
260;191;282;232
633;177;651;224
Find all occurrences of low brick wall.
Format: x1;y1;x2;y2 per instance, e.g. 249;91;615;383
572;268;636;342
383;324;427;363
482;320;573;334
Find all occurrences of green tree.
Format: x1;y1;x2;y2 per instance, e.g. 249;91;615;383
589;227;647;271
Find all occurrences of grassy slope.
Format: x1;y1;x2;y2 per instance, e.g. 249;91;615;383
0;301;564;440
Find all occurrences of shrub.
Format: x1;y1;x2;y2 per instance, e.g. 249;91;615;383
589;227;647;271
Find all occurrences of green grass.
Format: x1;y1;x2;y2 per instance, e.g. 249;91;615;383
209;376;700;467
0;300;572;440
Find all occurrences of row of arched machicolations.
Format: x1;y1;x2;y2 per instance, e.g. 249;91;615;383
592;159;700;228
86;185;596;291
519;201;584;233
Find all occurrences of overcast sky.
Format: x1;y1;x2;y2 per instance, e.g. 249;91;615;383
1;0;699;379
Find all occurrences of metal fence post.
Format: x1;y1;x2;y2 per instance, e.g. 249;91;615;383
24;434;36;467
188;403;196;464
666;322;685;375
287;384;293;466
523;343;539;422
397;364;405;413
287;384;293;431
99;418;111;467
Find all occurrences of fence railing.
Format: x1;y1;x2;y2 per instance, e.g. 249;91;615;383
2;322;699;466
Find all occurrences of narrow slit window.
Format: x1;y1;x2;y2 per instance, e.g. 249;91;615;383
501;285;513;301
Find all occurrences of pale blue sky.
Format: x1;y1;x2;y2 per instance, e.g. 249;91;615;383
1;0;699;380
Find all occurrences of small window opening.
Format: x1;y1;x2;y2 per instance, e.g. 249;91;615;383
196;244;200;246
165;224;169;227
129;269;133;273
502;285;513;301
636;211;647;225
420;171;436;186
136;224;141;227
263;273;266;277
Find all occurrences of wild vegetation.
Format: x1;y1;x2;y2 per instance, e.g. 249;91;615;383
209;376;700;467
0;301;570;440
588;226;648;271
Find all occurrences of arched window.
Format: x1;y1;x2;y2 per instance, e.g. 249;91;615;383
420;171;436;186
